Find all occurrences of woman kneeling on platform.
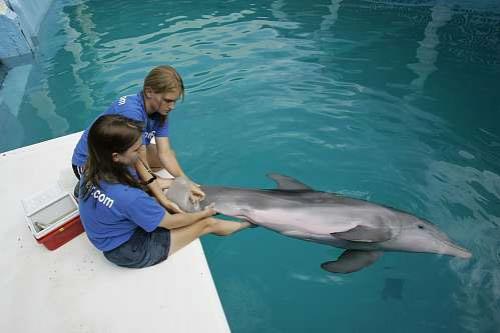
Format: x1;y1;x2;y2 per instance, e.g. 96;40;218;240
78;114;251;268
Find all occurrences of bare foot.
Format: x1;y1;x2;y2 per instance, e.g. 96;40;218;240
209;218;253;236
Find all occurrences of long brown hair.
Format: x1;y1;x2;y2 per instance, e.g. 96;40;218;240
144;65;185;123
81;115;144;199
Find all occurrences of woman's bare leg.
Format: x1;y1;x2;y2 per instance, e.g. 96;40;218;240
168;218;251;256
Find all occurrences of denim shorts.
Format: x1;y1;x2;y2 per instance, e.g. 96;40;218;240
103;227;171;268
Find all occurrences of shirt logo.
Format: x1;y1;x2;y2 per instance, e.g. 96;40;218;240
92;188;114;208
145;131;156;141
118;96;127;105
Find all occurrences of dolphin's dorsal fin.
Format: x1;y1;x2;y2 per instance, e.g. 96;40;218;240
321;250;383;274
331;225;392;242
267;173;313;191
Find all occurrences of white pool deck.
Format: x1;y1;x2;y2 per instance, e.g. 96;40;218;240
0;133;231;332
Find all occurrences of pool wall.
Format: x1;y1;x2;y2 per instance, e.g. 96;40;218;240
0;0;54;153
0;0;54;66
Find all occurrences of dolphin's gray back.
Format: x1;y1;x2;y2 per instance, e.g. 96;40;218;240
201;186;380;210
167;183;398;229
201;186;400;236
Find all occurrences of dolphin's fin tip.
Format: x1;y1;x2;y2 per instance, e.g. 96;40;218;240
321;250;383;274
266;173;313;191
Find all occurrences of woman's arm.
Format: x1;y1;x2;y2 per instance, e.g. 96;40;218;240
156;137;185;177
156;137;205;200
135;145;182;213
158;206;216;229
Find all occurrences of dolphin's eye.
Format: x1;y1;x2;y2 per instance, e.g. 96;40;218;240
418;225;424;229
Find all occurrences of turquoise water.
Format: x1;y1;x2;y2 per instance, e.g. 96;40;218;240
3;0;500;331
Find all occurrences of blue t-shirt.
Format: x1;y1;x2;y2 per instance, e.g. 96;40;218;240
72;91;170;167
78;180;166;251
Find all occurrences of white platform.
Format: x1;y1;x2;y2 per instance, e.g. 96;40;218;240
0;132;230;333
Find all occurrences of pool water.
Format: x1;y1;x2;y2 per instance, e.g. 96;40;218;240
4;0;500;332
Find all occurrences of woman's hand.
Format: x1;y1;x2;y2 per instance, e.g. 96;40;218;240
188;181;205;203
189;183;205;203
201;203;217;217
156;177;173;190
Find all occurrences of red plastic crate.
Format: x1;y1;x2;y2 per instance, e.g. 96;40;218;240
36;215;84;250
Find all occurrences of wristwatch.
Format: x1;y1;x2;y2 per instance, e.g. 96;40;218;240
141;174;157;185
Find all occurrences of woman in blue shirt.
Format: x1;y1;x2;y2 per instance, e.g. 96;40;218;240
73;65;202;213
79;114;251;268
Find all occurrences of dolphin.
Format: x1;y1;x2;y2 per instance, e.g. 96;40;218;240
166;174;472;273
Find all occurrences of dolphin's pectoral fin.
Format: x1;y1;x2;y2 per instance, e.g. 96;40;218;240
330;225;392;242
266;173;313;191
321;250;383;274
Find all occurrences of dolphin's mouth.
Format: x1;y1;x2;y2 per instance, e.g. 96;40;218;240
439;238;472;259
